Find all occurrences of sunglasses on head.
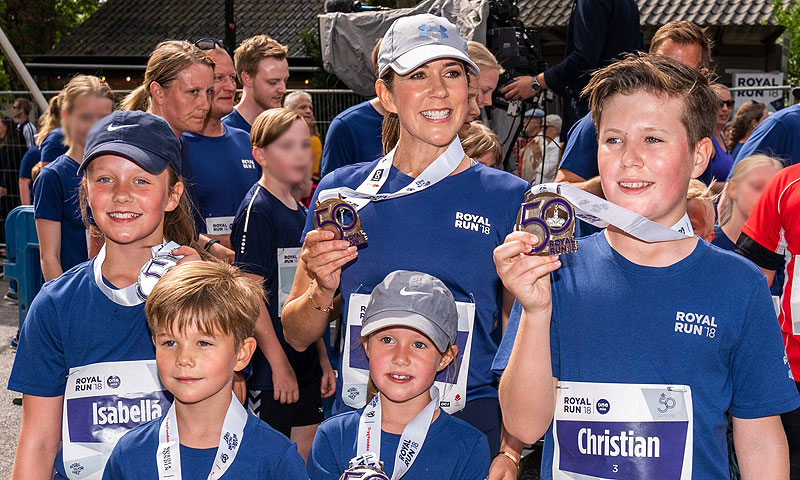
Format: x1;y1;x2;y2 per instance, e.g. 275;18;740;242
194;38;225;51
720;100;734;108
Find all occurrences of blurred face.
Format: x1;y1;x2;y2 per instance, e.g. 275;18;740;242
730;163;781;218
154;323;253;406
716;88;732;127
458;80;480;139
255;119;311;185
11;102;24;120
525;117;542;137
62;95;114;149
247;57;289;110
597;91;709;227
363;326;454;406
477;67;500;109
207;48;237;118
653;39;703;71
378;59;469;151
86;155;181;246
155;63;214;135
291;96;315;126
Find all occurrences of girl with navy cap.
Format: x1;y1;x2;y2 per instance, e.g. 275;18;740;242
9;110;206;480
283;13;529;478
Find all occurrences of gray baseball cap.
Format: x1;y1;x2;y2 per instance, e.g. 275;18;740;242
361;270;458;352
377;14;480;78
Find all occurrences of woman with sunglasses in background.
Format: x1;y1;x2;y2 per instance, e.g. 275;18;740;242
711;83;735;186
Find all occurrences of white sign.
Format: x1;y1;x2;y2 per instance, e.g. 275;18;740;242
732;72;785;112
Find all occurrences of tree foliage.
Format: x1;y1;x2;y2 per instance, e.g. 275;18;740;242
771;0;800;87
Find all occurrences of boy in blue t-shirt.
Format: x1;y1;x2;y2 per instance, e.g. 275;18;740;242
231;108;333;460
103;261;308;479
492;54;800;479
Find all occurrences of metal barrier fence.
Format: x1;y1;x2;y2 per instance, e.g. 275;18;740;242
0;88;366;246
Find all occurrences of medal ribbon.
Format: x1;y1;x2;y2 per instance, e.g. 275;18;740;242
356;387;439;480
531;183;694;242
156;395;247;480
93;245;144;306
317;138;466;211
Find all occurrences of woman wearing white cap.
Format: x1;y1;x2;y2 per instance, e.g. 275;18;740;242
282;13;530;478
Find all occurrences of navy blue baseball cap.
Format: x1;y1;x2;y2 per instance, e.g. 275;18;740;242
80;111;182;175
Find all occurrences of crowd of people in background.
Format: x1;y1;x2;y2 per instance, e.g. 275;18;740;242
2;6;800;480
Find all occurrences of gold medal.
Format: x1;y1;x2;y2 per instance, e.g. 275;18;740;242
515;191;578;256
314;196;368;246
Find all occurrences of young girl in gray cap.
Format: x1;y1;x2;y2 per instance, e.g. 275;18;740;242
307;270;490;480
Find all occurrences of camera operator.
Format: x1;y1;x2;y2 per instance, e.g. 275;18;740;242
500;0;643;132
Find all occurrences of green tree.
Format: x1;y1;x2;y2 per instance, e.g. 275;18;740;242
0;0;101;89
771;0;800;87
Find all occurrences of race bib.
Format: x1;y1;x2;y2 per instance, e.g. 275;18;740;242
277;247;301;317
62;360;171;479
341;293;475;414
552;381;693;480
205;216;235;236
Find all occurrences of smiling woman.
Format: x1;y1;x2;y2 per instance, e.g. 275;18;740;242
282;13;532;479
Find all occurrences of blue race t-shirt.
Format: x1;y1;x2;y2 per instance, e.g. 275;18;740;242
8;259;156;479
221;108;251;134
40;127;68;164
308;408;490;480
732;104;800;173
181;126;260;235
231;184;321;389
32;154;88;272
103;412;308;480
319;101;384;178
492;233;800;479
19;146;40;180
304;161;529;412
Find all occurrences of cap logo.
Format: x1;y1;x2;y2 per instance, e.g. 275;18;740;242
107;124;137;132
399;287;427;296
418;24;448;39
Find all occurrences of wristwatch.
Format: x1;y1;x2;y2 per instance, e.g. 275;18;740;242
531;76;543;93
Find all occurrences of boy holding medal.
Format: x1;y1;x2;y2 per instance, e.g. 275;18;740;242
493;53;799;479
103;261;308;479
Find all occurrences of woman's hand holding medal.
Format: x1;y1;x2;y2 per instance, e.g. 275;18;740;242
301;229;359;294
493;232;561;313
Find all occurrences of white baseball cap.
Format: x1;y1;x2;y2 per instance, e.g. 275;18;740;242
377;14;480;78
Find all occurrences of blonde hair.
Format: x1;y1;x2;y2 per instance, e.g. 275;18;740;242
59;75;115;148
145;261;264;347
233;35;288;81
718;155;783;226
461;121;501;167
250;108;306;149
36;95;62;146
467;41;504;74
122;41;214;112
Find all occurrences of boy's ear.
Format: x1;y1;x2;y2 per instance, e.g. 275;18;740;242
375;79;398;115
437;345;459;372
691;137;714;179
165;181;184;213
234;337;257;371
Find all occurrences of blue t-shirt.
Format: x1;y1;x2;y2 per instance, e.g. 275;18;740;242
8;259;156;479
304;161;529;412
32;154;88;272
181;126;260;235
231;184;321;389
732;104;800;174
103;412;308;480
19;146;40;180
492;233;800;479
711;135;735;181
221;108;251;134
319;101;384;178
308;408;490;480
713;225;784;297
40;127;68;164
